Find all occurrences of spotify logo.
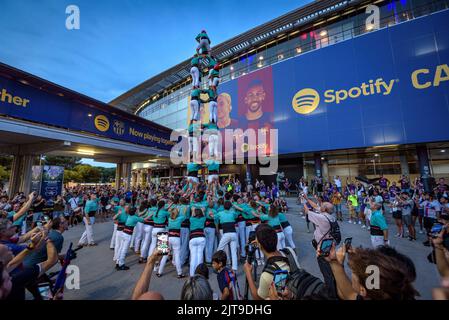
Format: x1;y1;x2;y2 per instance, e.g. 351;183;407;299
292;88;320;115
94;115;110;132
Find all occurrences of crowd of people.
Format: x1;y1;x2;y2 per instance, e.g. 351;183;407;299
0;173;448;300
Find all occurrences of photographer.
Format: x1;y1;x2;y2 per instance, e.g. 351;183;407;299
23;216;68;268
324;242;418;300
243;224;291;300
302;194;339;299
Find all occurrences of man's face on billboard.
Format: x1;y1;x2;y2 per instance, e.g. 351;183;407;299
244;84;266;114
217;95;230;119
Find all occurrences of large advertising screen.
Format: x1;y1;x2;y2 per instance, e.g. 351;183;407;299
217;9;449;155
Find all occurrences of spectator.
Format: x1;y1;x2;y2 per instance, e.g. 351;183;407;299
325;243;419;300
212;250;241;300
243;224;290;300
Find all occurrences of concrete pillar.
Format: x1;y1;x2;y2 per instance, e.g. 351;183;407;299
8;156;22;197
322;159;329;183
123;163;132;190
115;163;123;189
416;145;432;193
146;168;151;185
8;155;34;197
19;155;33;195
399;153;410;176
314;153;322;178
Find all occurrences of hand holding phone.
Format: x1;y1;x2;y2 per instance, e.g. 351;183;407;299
344;237;352;251
319;239;334;257
156;232;169;255
273;270;289;295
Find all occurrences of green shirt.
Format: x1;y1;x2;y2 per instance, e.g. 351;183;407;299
205;159;220;172
370;210;388;230
260;214;281;228
214;209;239;224
153;208;169;225
125;215;144;227
168;212;186;230
191;56;199;66
187;162;202;174
116;207;128;224
190;216;206;231
85;199;98;213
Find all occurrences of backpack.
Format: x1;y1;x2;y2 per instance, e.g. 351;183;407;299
322;215;341;245
224;269;242;300
263;247;324;299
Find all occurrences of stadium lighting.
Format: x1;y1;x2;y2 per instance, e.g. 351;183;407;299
366;24;374;31
77;149;95;156
230;66;234;70
296;47;302;53
259;56;264;60
441;149;446;153
320;30;328;37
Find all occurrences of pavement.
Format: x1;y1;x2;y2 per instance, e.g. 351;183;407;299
54;198;441;300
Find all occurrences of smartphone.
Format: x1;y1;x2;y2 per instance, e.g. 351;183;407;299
430;223;443;238
344;237;352;251
37;283;53;300
36;221;43;229
319;239;334;257
273;270;289;294
156;232;169;255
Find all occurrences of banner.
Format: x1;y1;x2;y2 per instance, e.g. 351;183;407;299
40;166;64;200
217;9;449;155
30;165;43;194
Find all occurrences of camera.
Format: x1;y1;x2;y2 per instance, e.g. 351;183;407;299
245;231;257;265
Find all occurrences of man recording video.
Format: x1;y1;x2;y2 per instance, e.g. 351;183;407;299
243;224;293;300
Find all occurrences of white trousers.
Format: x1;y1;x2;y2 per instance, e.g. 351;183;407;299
158;237;182;276
190;66;200;87
190;99;200;121
180;227;190;265
79;217;95;245
208;134;219;157
371;235;384;248
114;230;123;262
204;227;216;263
217;232;238;271
237;221;247;257
189;136;199;157
197;38;210;53
276;232;286;250
209;100;217;123
209;77;219;88
110;223;117;249
148;227;165;258
283;226;295;249
140;224;153;259
118;232;132;266
133;222;144;252
189;237;206;276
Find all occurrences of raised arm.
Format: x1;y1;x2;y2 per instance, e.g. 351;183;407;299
132;250;162;300
12;192;35;222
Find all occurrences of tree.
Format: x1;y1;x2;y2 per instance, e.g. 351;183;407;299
44;156;82;170
0;165;9;181
63;169;83;183
73;165;101;183
97;167;116;183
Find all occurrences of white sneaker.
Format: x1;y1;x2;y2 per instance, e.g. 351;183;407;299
395;233;401;237
348;220;353;224
361;225;366;229
358;221;362;225
367;227;370;231
419;229;424;234
301;216;306;219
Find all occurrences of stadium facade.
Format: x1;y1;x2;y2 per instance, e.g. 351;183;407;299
111;0;449;188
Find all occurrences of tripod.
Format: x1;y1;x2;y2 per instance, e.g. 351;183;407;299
244;246;259;300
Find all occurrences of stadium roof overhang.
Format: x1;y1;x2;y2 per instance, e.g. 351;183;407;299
109;0;365;113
